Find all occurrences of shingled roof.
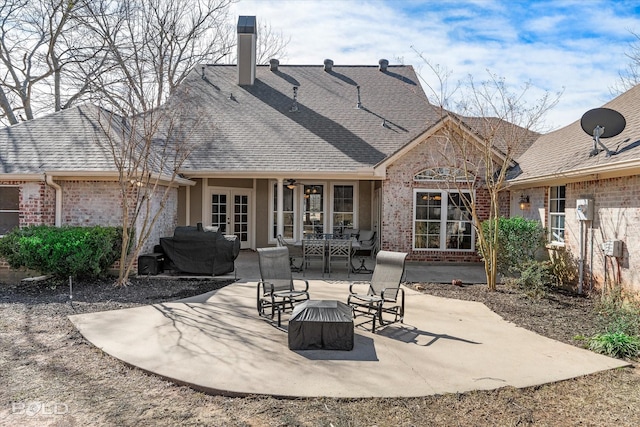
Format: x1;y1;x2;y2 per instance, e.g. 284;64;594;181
0;104;117;175
510;84;640;185
173;63;440;175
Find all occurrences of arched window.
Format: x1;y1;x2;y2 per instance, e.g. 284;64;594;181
414;167;468;182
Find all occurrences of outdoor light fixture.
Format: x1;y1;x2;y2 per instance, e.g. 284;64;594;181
519;194;530;210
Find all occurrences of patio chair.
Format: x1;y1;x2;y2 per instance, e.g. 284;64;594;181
357;230;378;258
257;247;309;326
302;238;326;277
276;234;303;272
347;250;407;333
327;238;352;277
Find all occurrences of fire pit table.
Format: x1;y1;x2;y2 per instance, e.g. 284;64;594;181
288;300;354;351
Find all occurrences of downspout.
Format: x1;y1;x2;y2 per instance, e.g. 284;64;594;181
45;174;62;226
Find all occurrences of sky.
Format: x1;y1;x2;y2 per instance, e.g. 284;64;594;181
231;0;640;130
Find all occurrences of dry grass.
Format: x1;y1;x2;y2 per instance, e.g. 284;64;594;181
0;277;638;426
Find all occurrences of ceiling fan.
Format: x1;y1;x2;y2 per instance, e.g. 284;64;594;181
285;179;300;189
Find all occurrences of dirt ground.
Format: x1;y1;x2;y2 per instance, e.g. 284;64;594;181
1;276;639;426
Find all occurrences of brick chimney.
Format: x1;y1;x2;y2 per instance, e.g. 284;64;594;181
237;16;256;86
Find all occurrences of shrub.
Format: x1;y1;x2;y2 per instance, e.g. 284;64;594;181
587;332;640;359
480;216;546;276
514;260;557;299
586;292;640;359
0;225;122;279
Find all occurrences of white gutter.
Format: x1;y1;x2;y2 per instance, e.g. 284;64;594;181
508;158;640;188
45;174;62;227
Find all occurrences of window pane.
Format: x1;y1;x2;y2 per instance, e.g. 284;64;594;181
549;185;566;243
0;212;19;234
273;184;295;240
332;185;354;236
0;187;19;210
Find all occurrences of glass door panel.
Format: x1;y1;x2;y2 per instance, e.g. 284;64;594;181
303;184;324;238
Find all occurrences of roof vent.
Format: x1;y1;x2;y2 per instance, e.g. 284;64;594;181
323;59;333;72
355;85;362;109
378;59;389;72
290;86;299;112
269;58;279;72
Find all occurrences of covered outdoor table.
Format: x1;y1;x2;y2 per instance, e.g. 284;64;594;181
288;300;354;351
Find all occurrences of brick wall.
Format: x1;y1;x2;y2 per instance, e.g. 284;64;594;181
382;134;497;262
519;177;640;293
0;179;178;272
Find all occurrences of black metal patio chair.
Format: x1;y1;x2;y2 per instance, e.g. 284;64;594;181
257;247;309;326
347;250;407;333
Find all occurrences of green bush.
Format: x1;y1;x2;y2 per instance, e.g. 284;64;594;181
0;225;122;279
480;216;546;276
587;332;640;359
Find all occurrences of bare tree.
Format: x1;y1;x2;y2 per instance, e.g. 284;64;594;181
613;30;640;94
1;0;290;124
96;101;204;286
0;0;77;124
414;52;560;290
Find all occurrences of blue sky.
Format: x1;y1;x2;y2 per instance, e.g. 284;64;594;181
232;0;640;129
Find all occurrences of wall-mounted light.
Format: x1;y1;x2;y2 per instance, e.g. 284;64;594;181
519;194;530;210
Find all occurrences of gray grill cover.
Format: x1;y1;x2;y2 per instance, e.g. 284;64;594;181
288;300;354;351
159;226;240;275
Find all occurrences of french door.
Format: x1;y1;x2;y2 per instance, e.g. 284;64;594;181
208;188;252;249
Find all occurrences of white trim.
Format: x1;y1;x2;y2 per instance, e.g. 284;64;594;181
330;181;359;234
412;188;475;252
268;179;359;243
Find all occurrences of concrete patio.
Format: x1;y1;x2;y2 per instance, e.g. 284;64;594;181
68;250;629;398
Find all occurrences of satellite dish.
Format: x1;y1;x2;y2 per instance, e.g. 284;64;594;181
580;107;626;157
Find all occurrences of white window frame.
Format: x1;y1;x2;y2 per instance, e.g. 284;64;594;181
268;182;298;243
549;185;566;244
330;182;359;235
0;186;20;236
412;188;475;252
268;180;359;243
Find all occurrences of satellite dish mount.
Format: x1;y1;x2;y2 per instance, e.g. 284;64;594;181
580;108;626;158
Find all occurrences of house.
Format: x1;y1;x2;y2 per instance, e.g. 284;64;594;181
1;15;639;293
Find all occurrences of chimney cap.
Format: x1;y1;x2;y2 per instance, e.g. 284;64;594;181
269;58;279;72
378;59;389;72
323;59;334;72
237;16;256;34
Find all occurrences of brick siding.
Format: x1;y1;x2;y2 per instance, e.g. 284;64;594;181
0;179;178;273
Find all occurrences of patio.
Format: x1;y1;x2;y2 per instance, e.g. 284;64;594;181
68;254;629;398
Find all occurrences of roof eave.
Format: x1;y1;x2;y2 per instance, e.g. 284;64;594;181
507;159;640;189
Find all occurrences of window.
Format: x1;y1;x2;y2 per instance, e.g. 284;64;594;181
0;187;19;235
269;181;357;242
414;167;467;182
414;190;473;250
332;185;354;236
549;185;565;243
303;184;324;237
272;184;295;239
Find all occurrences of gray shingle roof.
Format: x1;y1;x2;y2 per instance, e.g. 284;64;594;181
174;64;439;174
0;104;117;174
510;84;640;184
